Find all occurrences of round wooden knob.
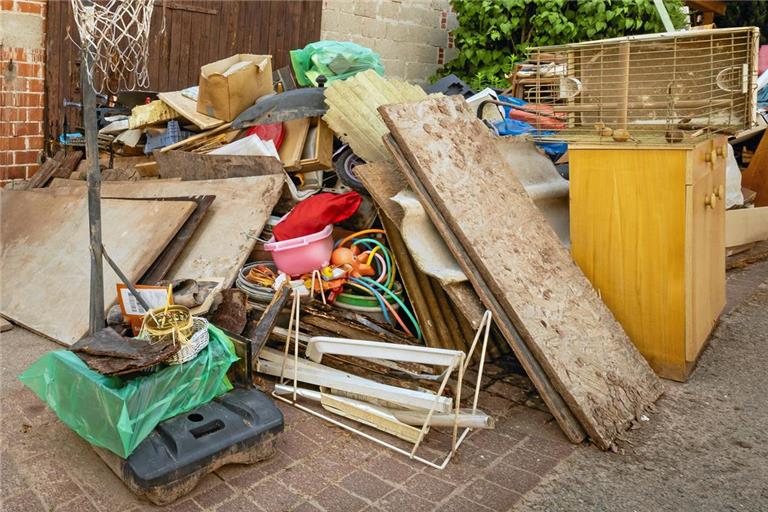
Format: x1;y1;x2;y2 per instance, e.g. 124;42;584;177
705;193;717;208
714;185;724;199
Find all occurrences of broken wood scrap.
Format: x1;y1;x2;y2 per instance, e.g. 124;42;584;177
70;327;179;375
381;96;663;449
128;99;179;129
53;150;84;179
740;131;768;207
726;240;768;270
209;289;248;334
302;302;419;346
159;122;233;153
154;151;283;180
20;157;62;190
157;91;224;131
0;317;13;333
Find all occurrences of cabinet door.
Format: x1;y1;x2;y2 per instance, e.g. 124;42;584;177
687;141;726;361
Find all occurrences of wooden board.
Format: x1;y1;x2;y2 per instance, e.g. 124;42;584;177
279;118;310;169
42;176;284;288
381;96;663;449
155;150;284;180
323;70;429;162
0;190;195;345
726;207;768;247
0;318;12;333
158;91;225;130
128;100;180;129
740;131;768;207
384;136;585;444
140;195;216;284
21;157;62;189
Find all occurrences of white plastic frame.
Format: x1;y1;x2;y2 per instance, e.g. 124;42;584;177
270;290;493;470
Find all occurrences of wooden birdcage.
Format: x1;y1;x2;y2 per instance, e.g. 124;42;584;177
522;27;761;144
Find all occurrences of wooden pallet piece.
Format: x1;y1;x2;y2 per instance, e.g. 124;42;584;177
383;135;586;445
381;96;663;449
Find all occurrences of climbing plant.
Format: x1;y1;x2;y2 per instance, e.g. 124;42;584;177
438;0;687;90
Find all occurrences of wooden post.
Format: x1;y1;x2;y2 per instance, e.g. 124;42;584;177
81;56;105;334
618;41;630;131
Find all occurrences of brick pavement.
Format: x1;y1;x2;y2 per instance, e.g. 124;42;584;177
0;329;578;511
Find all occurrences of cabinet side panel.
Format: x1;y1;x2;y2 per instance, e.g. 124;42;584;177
570;148;688;378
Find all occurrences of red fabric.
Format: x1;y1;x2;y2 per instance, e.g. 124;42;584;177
246;122;285;150
273;192;362;241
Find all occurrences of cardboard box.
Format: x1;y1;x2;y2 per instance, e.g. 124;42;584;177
197;54;273;122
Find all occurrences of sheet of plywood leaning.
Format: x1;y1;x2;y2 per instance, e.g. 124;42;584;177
43;176;284;288
380;96;663;449
0;190;196;345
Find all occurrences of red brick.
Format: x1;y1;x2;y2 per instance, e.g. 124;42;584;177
17;1;44;15
26;163;40;176
27;108;44;122
0;147;11;162
24;78;44;93
1;0;14;12
14;150;40;165
14;122;42;137
18;93;43;107
26;135;44;151
1;108;23;122
5;136;27;150
16;63;42;79
1;166;29;180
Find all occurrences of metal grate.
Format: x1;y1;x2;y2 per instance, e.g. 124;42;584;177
519;28;760;145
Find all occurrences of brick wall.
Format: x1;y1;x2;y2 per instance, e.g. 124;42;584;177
320;0;458;85
1;0;47;184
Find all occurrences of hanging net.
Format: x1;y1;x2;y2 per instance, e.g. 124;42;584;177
70;0;158;94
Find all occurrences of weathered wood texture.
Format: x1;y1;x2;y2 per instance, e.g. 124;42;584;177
0;190;195;345
38;176;283;288
155;151;284;180
740;131;768;207
384;135;587;445
157;91;225;130
381;96;663;449
45;0;322;144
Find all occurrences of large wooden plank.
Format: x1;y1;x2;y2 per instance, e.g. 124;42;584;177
0;190;195;345
42;176;284;288
381;96;663;449
384;136;586;445
158;91;225;130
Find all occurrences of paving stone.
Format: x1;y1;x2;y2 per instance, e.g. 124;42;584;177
215;494;259;512
467;429;525;454
313;484;368;512
339;470;394;502
457;446;501;469
502;447;560;476
277;462;333;497
487;380;529;403
0;451;30;498
247;478;302;512
166;498;204;512
192;482;237;509
435;495;493;512
375;489;433;512
276;430;322;460
55;495;100;512
301;450;357;483
291;502;324;512
33;474;84;509
520;434;577;459
1;489;47;512
220;464;272;491
404;472;454;502
475;392;515;417
363;454;418;484
295;416;345;445
484;464;541;495
461;478;522;511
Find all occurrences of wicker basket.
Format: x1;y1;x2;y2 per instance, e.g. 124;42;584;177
165;317;210;365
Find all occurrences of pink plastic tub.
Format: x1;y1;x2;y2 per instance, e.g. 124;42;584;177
264;224;334;276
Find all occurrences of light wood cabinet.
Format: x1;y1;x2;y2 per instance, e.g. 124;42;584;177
569;138;726;381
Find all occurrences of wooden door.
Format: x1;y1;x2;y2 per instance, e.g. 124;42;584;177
44;0;323;146
687;138;726;361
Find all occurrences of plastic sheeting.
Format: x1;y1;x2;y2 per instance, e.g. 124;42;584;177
290;41;384;87
19;325;238;458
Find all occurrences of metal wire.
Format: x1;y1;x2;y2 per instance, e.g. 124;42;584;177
517;28;760;145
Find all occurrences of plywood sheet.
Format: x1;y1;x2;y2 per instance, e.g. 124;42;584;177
323;70;428;162
726;207;768;248
42;176;284;287
158;91;225;130
381;96;662;449
0;190;195;345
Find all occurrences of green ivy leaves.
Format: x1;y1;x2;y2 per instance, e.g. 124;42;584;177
436;0;686;91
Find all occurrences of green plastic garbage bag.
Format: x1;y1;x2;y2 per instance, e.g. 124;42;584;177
19;325;238;458
290;41;385;87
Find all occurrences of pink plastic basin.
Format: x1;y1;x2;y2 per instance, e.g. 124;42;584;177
264;224;334;276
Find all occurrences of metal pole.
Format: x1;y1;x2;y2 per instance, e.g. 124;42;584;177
81;55;105;333
101;244;152;312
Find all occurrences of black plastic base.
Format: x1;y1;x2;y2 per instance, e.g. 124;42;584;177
95;388;284;505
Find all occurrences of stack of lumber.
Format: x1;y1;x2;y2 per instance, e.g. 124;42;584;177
377;95;664;450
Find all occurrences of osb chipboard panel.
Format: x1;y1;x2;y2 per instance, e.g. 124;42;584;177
0;190;195;345
40;177;284;288
323;70;429;162
380;96;663;449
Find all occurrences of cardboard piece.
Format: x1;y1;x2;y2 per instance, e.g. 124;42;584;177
197;54;273;122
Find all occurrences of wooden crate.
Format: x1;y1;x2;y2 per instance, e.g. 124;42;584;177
569;137;727;381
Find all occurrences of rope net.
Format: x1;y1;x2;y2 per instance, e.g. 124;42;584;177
70;0;157;94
